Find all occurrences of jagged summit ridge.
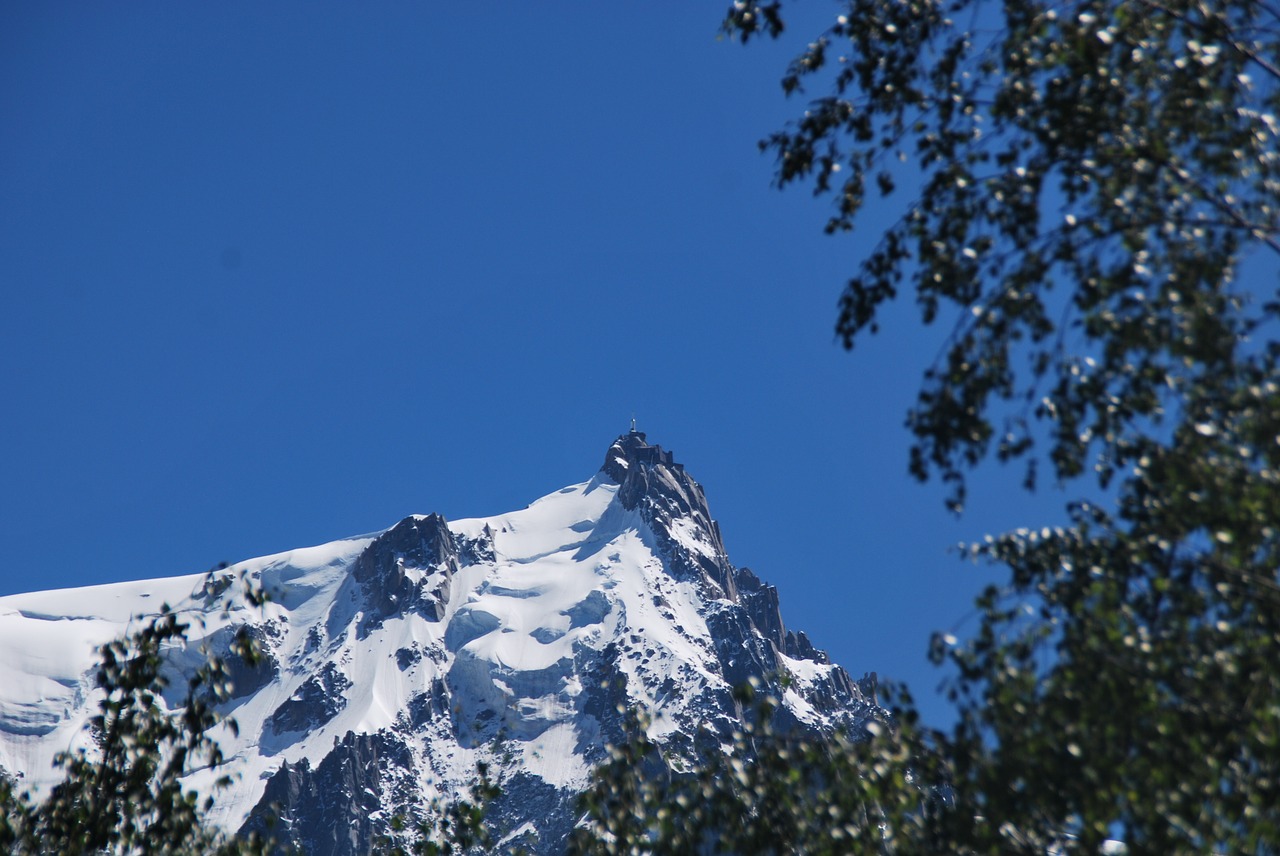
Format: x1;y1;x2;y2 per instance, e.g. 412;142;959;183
601;428;682;481
602;429;735;598
0;433;882;855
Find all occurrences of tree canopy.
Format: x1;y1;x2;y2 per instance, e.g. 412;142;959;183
3;0;1278;850
571;0;1280;852
0;574;274;856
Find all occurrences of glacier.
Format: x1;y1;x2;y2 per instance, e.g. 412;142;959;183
0;431;881;854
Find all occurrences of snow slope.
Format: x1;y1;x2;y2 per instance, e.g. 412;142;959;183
0;433;879;854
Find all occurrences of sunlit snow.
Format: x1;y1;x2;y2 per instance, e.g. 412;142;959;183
0;467;863;837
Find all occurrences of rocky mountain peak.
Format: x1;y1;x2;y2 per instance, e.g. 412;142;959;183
0;432;883;855
601;430;735;598
600;427;679;484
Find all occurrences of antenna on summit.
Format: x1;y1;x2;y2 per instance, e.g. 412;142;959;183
630;415;637;433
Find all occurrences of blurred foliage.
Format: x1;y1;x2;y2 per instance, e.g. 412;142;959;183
0;570;276;856
5;0;1280;848
568;0;1280;851
381;762;499;856
569;683;955;856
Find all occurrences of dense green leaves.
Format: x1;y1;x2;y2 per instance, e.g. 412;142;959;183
734;0;1280;513
5;0;1280;849
727;0;1279;850
381;763;499;856
0;571;274;856
565;0;1280;852
570;685;951;856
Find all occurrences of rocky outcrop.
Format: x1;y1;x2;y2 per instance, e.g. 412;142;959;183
0;432;885;856
240;433;880;851
735;566;786;648
241;731;414;856
352;513;460;634
602;433;865;725
602;431;737;599
267;662;352;738
219;624;281;701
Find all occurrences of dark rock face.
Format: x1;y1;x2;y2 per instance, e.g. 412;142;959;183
735;566;786;648
401;678;450;730
267;662;352;737
785;629;826;663
601;432;863;723
241;731;414;856
703;600;783;692
395;645;422;670
229;433;878;855
602;431;737;599
353;513;460;634
243;726;584;856
576;641;632;755
483;771;579;854
456;524;496;566
222;624;282;701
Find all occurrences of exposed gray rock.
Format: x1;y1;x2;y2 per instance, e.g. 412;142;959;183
602;431;737;599
353;513;459;635
0;432;886;856
242;731;413;856
267;662;351;738
239;433;881;853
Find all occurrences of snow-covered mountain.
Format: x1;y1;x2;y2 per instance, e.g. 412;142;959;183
0;432;881;853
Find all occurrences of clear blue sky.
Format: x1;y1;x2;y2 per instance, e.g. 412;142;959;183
1;2;1070;728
